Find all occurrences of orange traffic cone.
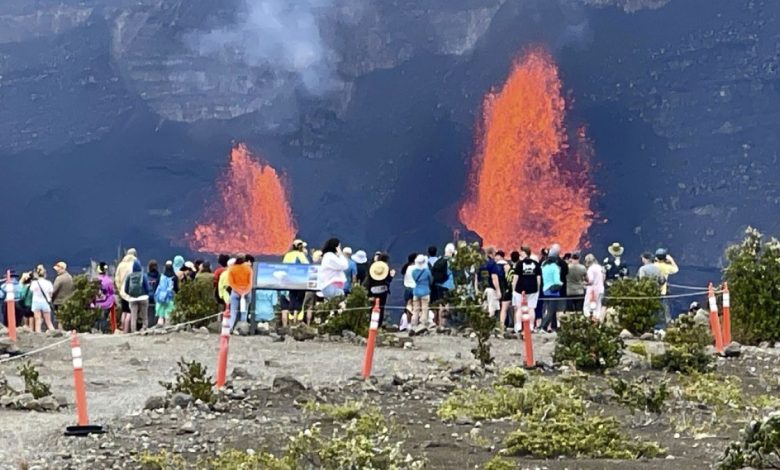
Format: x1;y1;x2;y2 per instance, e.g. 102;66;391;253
4;270;17;341
722;282;731;345
708;283;724;354
64;332;103;436
216;304;231;389
362;299;381;379
520;292;535;369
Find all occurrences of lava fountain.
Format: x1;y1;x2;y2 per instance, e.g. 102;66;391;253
458;47;595;251
190;143;297;255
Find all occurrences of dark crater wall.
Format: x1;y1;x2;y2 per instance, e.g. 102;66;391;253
1;0;779;288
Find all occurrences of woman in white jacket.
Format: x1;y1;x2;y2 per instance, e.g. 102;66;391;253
317;238;349;299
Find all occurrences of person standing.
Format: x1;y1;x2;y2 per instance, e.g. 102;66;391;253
281;239;309;326
478;247;502;320
653;248;679;324
123;260;150;333
539;244;566;332
213;254;229;308
512;247;541;332
94;262;115;332
365;254;395;328
566;253;587;312
227;254;253;331
0;270;21;328
51;261;74;323
115;248;138;328
431;243;456;327
604;242;629;288
583;254;605;319
410;255;433;327
30;265;55;333
317;239;349;300
145;260;161;330
352;250;369;285
342;247;358;295
495;251;512;330
637;252;664;282
401;253;418;317
195;261;213;284
154;261;179;328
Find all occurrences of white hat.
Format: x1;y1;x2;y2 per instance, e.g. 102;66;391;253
351;250;368;264
444;243;456;256
343;246;353;255
414;254;428;267
227;258;236;267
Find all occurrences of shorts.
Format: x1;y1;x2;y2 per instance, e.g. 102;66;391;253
287;290;305;311
512;291;539;310
120;299;130;313
404;287;414;303
31;300;51;314
484;288;500;313
432;285;451;303
501;289;512;303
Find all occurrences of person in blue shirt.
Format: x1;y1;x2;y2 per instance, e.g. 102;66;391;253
342;247;358;295
411;255;433;327
254;289;278;323
0;270;22;327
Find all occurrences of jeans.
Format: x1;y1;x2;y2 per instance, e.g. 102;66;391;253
229;292;248;331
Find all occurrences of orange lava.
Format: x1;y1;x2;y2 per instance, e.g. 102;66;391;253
190;143;297;255
458;48;594;251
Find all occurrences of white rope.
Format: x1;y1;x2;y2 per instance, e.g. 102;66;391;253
0;337;71;364
669;283;714;291
85;312;222;342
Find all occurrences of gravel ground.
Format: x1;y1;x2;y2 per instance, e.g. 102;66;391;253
0;327;557;467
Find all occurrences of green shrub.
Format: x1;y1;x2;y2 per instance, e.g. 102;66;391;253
305;401;368;421
172;280;218;327
651;314;713;373
483;456;516;470
503;414;664;459
57;275;102;332
437;378;584;422
553;313;624;372
160;358;215;405
17;362;51;399
723;227;780;345
606;278;663;335
627;342;648;356
678;372;743;411
609;375;669;413
136;450;186;470
498;367;527;388
718;412;780;470
318;285;370;337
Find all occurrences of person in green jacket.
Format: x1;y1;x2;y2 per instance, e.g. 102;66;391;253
18;272;34;329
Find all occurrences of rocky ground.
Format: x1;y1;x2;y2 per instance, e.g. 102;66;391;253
0;325;778;470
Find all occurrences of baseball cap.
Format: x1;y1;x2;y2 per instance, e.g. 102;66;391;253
292;239;307;248
53;261;67;270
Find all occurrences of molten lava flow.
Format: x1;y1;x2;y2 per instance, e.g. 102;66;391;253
459;48;594;251
190;144;297;255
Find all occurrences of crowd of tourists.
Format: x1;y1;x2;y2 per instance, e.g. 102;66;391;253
0;238;680;335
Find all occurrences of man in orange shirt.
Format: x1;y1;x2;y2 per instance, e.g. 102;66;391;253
227;253;254;332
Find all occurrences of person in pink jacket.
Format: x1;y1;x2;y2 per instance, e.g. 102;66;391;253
94;262;115;332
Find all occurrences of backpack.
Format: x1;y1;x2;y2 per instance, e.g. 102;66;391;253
431;258;449;284
541;262;562;293
505;264;515;289
126;272;144;297
155;275;174;304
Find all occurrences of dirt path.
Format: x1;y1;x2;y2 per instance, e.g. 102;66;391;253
0;329;557;465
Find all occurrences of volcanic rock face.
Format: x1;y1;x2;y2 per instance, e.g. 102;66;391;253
1;0;779;276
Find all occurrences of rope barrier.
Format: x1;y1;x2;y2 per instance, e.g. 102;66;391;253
0;337;71;364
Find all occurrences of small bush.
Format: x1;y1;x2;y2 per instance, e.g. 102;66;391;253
723;227;780;345
172;280;217;327
627;342;648;357
57;275;102;332
484;456;516;470
609;375;669;414
651;314;713;373
160;358;215;405
718;411;780;470
136;450;186;470
607;278;663;335
498;367;527;388
503;414;664;459
554;314;624;372
318;285;370;337
678;372;743;411
437;378;584;422
17;363;51;399
305;401;367;421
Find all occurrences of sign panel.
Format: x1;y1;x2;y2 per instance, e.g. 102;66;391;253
254;262;320;291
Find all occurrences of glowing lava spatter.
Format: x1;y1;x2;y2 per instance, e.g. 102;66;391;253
458;48;595;251
190;144;297;255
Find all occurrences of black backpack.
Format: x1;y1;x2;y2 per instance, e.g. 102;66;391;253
431;258;449;284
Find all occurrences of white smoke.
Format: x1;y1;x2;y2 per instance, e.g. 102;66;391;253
188;0;340;95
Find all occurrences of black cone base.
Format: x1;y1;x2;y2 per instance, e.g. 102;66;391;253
64;424;105;436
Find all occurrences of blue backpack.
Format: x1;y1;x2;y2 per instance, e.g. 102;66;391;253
155;275;174;304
